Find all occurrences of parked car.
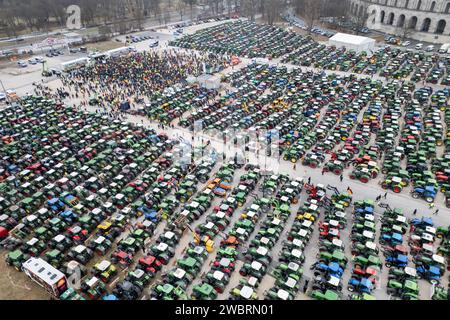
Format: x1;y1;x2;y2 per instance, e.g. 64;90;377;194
426;45;435;52
415;43;423;50
17;61;27;68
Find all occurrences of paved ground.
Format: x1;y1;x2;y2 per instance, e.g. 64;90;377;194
0;19;449;300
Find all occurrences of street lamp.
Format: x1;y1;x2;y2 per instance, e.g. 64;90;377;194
0;79;10;104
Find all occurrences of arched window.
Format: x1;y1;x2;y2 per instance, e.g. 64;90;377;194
446;2;450;13
397;14;406;27
388;12;395;25
380;10;386;23
405;0;410;8
430;1;436;11
416;0;422;10
421;18;431;32
436;19;446;34
409;16;418;29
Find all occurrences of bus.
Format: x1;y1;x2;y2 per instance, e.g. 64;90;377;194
61;57;90;72
23;257;68;299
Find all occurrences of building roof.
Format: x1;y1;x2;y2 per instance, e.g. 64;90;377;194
329;33;376;45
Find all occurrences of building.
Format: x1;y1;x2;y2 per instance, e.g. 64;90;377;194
349;0;450;43
329;33;377;53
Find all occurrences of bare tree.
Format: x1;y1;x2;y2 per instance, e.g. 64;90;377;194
302;0;324;33
264;0;281;25
353;8;368;35
175;0;187;20
183;0;198;20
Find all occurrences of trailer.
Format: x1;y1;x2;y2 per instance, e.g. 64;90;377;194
23;257;68;299
61;57;90;72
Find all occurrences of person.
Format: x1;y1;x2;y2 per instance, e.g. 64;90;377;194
302;279;309;293
293;163;296;170
383;192;388;199
307;177;311;184
321;168;325;175
339;174;343;182
434;209;439;215
413;209;417;215
347;187;353;195
376;195;381;201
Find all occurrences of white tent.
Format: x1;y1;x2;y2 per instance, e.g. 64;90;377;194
329;33;376;54
197;75;221;90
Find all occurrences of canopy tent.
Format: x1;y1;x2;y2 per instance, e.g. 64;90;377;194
197;74;221;90
329;33;376;54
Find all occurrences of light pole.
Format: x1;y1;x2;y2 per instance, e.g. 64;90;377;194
0;79;10;104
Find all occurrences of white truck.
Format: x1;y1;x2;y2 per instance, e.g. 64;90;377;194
439;43;450;54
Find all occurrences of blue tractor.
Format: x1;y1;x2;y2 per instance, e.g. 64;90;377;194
60;210;78;224
138;206;159;223
354;206;374;216
416;265;441;285
411;186;437;203
410;217;434;228
311;261;344;278
347;277;373;294
380;232;403;246
47;198;65;213
385;254;408;268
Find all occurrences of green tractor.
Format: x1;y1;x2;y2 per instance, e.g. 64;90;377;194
310;289;341;300
6;249;30;271
191;283;217;300
381;176;404;193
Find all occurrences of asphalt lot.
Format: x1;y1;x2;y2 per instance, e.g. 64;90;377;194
0;19;449;300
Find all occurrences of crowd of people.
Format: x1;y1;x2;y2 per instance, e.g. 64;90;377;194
58;49;230;111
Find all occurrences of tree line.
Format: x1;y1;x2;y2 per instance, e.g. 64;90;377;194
0;0;349;37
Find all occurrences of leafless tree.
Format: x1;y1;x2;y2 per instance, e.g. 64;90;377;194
184;0;198;20
301;0;324;33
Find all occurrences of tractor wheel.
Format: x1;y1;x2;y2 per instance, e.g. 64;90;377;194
360;176;369;183
385;263;391;268
371;172;378;179
431;279;439;285
349;175;356;180
393;186;402;193
426;197;434;203
333;169;342;175
348;286;354;292
411;192;419;199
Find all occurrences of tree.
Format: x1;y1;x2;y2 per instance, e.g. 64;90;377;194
353;7;368;35
175;0;187;20
183;0;197;20
302;0;324;33
264;0;281;25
